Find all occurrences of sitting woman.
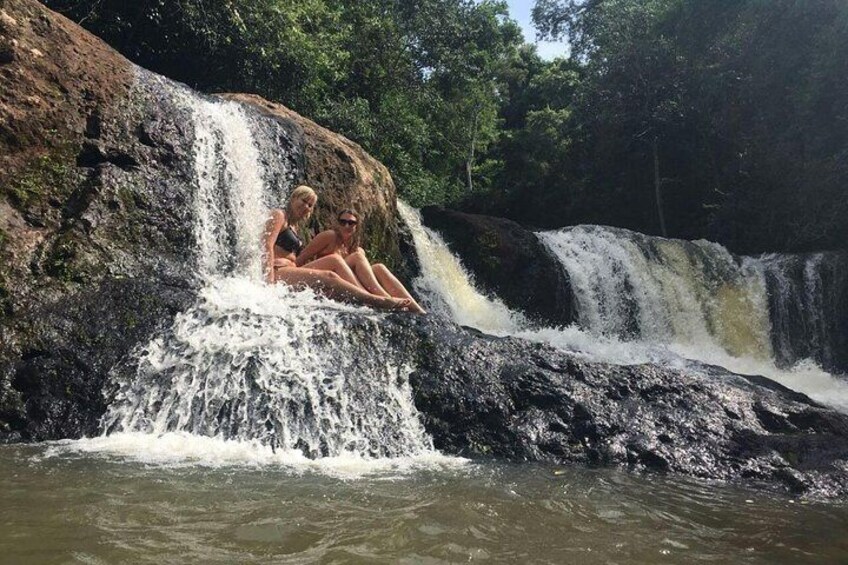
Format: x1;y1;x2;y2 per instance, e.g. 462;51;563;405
264;185;416;312
296;208;426;314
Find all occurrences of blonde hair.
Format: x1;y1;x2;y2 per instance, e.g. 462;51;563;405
289;184;316;204
286;185;317;225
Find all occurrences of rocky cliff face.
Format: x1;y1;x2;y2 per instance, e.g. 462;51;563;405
0;0;396;441
0;0;193;441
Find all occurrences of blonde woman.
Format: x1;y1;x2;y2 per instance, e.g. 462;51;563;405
263;186;416;312
297;208;425;314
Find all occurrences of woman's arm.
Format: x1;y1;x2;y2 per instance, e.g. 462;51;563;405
263;209;286;283
295;230;337;267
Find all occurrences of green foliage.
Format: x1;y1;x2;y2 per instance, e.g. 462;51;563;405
42;0;848;252
45;0;523;208
521;0;848;252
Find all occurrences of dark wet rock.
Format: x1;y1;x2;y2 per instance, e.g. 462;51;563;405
420;206;574;327
6;277;193;440
369;314;848;498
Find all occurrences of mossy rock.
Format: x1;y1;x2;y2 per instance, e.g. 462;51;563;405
5;143;80;213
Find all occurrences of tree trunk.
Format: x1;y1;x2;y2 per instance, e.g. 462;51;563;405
466;109;479;192
653;136;667;237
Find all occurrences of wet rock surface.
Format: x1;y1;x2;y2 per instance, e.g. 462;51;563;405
0;0;302;441
763;251;848;375
378;314;848;498
420;206;574;327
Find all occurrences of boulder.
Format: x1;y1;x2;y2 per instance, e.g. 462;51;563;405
421;206;574;327
222;93;403;270
379;314;848;498
0;0;203;440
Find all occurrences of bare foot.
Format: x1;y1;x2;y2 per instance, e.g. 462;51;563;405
378;297;415;313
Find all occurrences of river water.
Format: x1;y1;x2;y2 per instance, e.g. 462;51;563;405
2;442;847;564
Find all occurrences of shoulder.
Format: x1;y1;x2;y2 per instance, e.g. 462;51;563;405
311;230;339;248
313;229;337;241
264;209;286;240
267;208;286;228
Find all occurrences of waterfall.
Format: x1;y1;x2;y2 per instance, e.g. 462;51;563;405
537;226;773;359
751;252;848;372
534;225;848;410
101;280;432;459
94;73;437;463
399;204;658;365
398;202;525;333
190;97;269;278
401;211;848;412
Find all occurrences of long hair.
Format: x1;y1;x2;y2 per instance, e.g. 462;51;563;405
285;185;317;227
335;208;362;253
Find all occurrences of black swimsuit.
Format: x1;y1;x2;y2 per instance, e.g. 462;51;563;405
275;226;303;255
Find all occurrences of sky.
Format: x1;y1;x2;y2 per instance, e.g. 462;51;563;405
504;0;570;60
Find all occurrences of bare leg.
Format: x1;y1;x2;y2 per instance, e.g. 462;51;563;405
373;263;426;314
299;254;366;290
345;248;391;297
275;267;416;312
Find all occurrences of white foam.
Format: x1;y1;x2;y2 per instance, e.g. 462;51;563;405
664;346;848;412
103;277;438;458
45;432;467;478
514;326;664;366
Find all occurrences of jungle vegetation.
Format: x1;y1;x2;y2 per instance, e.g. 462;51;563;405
45;0;848;253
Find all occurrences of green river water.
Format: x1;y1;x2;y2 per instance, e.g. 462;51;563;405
2;444;846;564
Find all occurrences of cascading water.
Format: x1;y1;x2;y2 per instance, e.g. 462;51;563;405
752;252;848;372
80;72;440;466
537;226;773;359
399;203;659;365
534;225;848;410
190;94;269;278
398;202;525;333
401;210;848;412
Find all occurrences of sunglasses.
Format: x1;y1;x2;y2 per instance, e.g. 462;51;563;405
338;218;358;226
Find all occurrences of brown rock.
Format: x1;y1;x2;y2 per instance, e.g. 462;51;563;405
0;10;18;30
0;0;132;182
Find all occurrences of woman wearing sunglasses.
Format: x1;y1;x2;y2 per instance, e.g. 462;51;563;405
296;208;426;314
263;186;417;312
